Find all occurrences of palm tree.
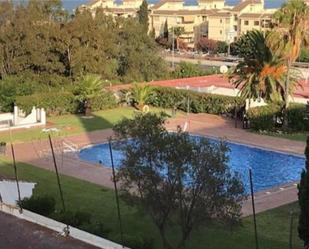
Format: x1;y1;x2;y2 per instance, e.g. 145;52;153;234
75;74;104;115
129;83;154;111
229;30;291;104
267;0;309;125
170;26;185;50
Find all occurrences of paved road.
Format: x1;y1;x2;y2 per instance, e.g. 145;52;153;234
0;211;100;249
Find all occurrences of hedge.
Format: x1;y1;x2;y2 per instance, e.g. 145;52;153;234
16;92;79;116
16;90;117;116
148;86;241;115
88;92;117;112
247;103;309;132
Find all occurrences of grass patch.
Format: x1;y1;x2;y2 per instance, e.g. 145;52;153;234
0;157;303;249
0;107;176;143
252;130;308;142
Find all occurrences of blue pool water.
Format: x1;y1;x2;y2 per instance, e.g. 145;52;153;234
79;136;305;193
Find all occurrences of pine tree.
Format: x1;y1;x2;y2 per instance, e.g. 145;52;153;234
298;136;309;249
138;0;149;31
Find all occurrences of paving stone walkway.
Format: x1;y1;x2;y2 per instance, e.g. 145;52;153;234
5;113;307;216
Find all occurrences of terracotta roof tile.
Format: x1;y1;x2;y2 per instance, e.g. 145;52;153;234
232;0;261;12
152;0;184;10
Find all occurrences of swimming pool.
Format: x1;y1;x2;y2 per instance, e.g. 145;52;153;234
79;135;305;193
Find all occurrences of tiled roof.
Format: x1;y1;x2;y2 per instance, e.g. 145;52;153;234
208;11;231;17
152;0;184;10
104;7;138;13
152;9;217;15
232;0;261;12
239;13;273;19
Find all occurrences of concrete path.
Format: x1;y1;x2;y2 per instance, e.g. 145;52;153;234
4;113;307;216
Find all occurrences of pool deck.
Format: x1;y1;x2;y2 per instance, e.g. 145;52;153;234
4;113;306;217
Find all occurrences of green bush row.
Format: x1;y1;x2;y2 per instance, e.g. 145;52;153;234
15;92;79;116
15;90;117;116
247;103;309;132
148;86;241;115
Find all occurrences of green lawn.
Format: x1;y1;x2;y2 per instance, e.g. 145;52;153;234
0;107;175;143
253;131;308;142
0;158;303;249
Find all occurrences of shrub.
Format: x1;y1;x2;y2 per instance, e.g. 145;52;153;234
247;105;281;131
88;91;117;112
0;76;36;112
18;196;56;216
148;86;241;115
287;104;309;131
247;104;309;132
15;92;80;115
56;210;92;227
171;62;217;79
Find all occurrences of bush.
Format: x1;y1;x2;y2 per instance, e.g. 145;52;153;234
247;104;309;132
88;91;117;112
247;105;281;131
15;91;80;115
148;86;241;115
171;62;217;79
56;210;92;227
18;196;56;216
0;76;36;112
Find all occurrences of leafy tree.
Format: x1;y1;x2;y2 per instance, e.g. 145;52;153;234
216;41;228;54
113;113;244;249
196;37;218;53
229;30;301;104
170;26;184;50
267;0;309;125
298;136;309;249
116;18;168;82
138;0;149;32
231;32;257;58
172;62;216;78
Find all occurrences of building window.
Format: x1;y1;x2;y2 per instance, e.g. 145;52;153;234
214;4;216;8
220;30;222;34
176;17;183;24
254;20;260;26
234;14;238;21
202;16;207;21
220;19;222;24
244;20;249;25
234;25;237;31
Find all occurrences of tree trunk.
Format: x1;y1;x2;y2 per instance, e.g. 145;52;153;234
283;59;292;129
158;227;173;249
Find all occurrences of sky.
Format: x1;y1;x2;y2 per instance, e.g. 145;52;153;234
11;0;287;11
60;0;287;11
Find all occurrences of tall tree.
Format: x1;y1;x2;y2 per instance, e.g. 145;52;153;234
113;113;244;249
229;30;301;103
267;0;309;125
163;19;169;39
298;136;309;249
138;0;149;32
170;26;184;50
